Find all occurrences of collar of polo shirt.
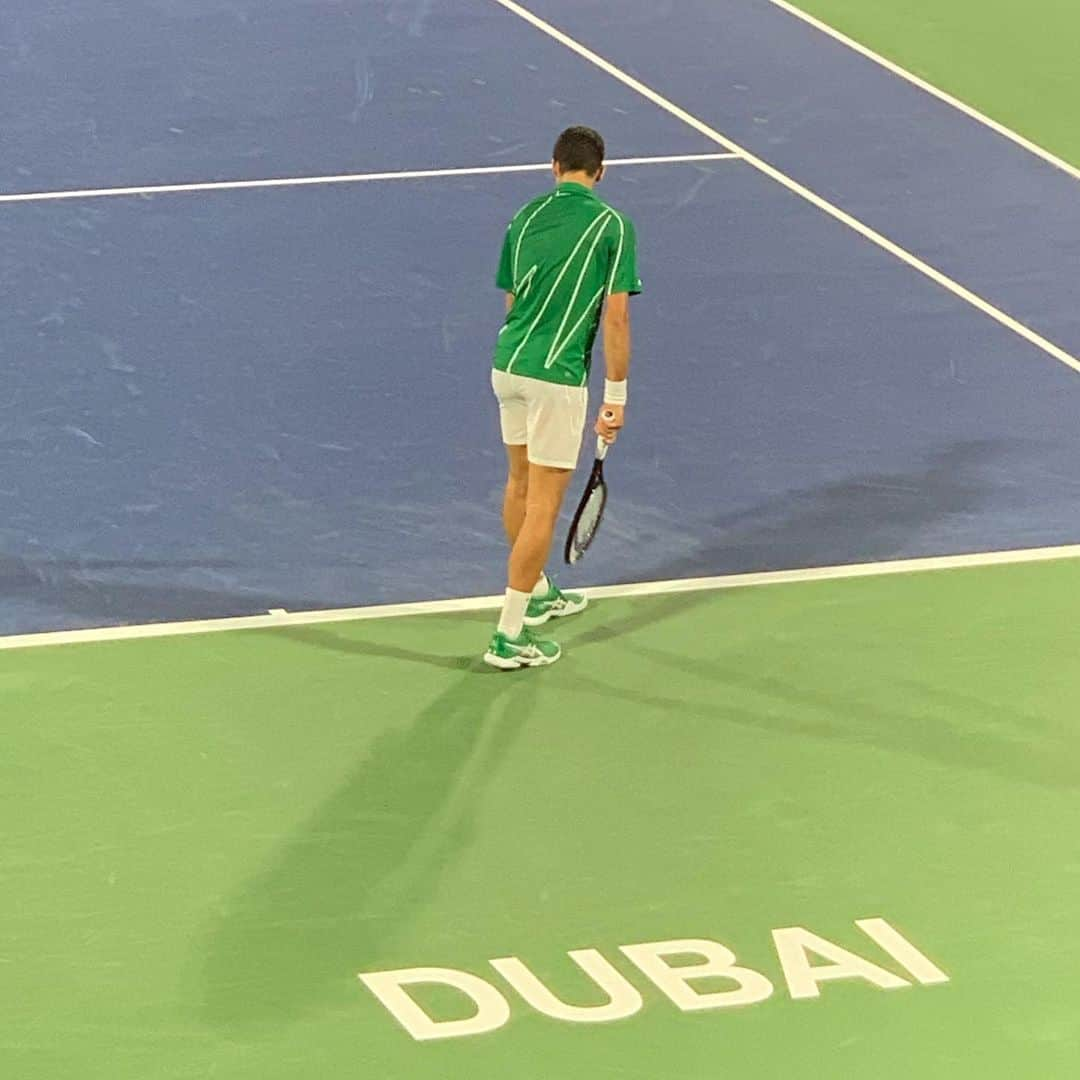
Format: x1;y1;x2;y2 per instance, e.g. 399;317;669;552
555;181;597;197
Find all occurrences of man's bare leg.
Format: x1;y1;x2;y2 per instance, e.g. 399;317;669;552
504;444;556;601
502;444;530;546
484;462;572;669
508;463;572;594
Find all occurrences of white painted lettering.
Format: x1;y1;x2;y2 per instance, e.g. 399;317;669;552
856;918;950;985
772;926;909;999
358;967;510;1041
491;949;643;1023
620;939;774;1011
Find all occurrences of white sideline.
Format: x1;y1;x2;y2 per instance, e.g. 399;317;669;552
488;0;1080;377
3;543;1079;652
0;153;740;204
767;0;1080;184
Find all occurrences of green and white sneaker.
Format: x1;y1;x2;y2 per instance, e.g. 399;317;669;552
483;628;561;670
523;580;588;627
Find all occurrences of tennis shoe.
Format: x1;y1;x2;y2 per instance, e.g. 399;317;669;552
483;628;561;670
523;581;588;627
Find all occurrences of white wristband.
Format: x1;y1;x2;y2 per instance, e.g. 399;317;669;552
604;379;628;406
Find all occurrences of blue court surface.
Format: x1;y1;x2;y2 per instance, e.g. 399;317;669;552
2;0;1078;636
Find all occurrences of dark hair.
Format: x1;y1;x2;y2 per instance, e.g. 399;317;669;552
553;126;605;177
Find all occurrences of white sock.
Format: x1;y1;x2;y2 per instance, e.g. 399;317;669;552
531;572;550;598
497;588;531;639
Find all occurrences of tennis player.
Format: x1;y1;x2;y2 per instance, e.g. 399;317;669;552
484;126;641;670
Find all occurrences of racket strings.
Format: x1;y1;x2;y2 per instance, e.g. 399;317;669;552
567;483;606;562
576;488;604;543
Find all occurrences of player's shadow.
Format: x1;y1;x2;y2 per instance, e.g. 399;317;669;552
197;666;534;1033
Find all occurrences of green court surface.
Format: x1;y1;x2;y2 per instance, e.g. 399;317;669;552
790;0;1080;166
4;557;1079;1077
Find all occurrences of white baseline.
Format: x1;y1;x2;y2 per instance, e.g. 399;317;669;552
487;0;1080;377
0;153;739;205
2;544;1079;652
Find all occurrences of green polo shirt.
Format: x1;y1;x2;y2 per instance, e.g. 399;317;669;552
493;181;641;387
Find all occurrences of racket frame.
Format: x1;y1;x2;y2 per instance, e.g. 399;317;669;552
563;436;611;565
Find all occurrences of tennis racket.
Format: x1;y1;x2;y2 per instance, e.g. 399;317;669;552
564;418;615;565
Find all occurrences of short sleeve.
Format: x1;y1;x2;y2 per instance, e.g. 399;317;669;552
606;214;642;296
495;222;515;291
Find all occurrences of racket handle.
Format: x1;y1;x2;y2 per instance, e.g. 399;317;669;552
596;409;617;460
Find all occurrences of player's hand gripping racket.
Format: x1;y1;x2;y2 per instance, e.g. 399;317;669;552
564;412;616;565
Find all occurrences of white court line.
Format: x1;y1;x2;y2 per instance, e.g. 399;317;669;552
488;0;1080;377
767;0;1080;184
0;153;739;205
2;543;1080;652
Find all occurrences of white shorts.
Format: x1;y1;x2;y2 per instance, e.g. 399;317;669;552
491;369;588;470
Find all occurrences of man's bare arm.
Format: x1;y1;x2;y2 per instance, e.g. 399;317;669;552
602;292;631;382
598;292;631;441
505;292;515;313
